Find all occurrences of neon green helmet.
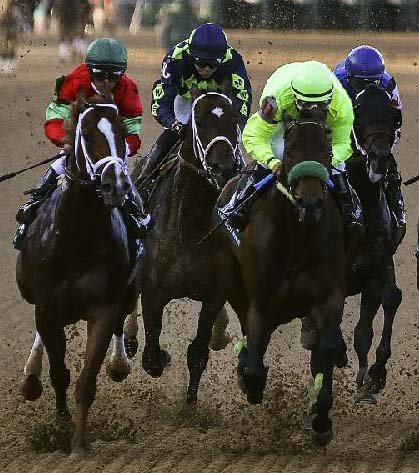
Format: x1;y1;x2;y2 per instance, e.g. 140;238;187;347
85;38;127;70
291;61;333;103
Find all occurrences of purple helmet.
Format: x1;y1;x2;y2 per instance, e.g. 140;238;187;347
345;45;385;80
189;23;227;60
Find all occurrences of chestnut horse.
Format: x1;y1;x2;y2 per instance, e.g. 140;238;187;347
17;92;140;457
219;119;347;446
132;91;246;403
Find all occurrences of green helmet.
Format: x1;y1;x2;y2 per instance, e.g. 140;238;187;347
291;61;333;103
85;38;127;70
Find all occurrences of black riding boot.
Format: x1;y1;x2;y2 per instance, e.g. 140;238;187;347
218;164;270;231
385;169;406;247
120;191;152;240
13;167;58;250
331;172;363;241
140;129;182;180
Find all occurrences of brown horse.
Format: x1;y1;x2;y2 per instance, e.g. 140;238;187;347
52;0;91;61
132;90;246;403
17;92;140;457
218;119;347;446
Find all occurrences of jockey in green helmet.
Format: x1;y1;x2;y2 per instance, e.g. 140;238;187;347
13;37;150;250
221;60;362;239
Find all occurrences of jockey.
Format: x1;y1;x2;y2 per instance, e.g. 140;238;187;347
334;44;405;236
13;37;150;250
221;60;362;238
142;22;252;178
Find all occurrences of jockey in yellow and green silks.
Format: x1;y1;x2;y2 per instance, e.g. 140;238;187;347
221;61;362;238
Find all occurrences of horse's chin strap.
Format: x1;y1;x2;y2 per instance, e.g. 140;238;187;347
187;92;240;190
74;103;128;182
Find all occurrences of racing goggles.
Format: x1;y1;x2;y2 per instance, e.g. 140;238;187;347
89;66;125;80
350;77;380;92
194;57;222;69
296;99;331;111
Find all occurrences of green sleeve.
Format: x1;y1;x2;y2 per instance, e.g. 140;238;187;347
242;112;280;169
45;101;71;121
122;116;142;136
330;87;354;166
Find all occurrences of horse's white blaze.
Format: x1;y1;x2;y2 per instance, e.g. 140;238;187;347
24;332;44;377
212;107;224;118
97;117;117;158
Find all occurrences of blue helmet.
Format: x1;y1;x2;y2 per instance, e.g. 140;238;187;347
345;45;384;80
189;23;227;60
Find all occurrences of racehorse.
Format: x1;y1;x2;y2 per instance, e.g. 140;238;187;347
52;0;90;62
218;118;347;446
132;90;246;403
17;91;141;457
345;84;402;402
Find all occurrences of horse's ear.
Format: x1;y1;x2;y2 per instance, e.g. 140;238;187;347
221;78;232;98
191;85;202;100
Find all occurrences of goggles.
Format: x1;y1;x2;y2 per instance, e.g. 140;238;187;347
194;57;222;69
350;77;380;92
89;67;124;80
296;99;331;111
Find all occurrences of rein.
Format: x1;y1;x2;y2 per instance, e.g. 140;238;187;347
180;92;241;190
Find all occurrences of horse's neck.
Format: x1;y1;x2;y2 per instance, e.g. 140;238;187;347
169;136;217;241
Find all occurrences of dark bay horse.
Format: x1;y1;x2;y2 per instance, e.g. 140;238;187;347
219;119;347;446
132;91;245;403
17;92;140;457
346;84;402;402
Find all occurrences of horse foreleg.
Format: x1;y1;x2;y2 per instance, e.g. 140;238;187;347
368;283;402;394
36;308;71;422
308;294;344;447
243;301;271;405
354;288;381;392
106;316;131;382
141;291;171;378
72;309;116;458
209;306;231;351
21;331;44;401
123;305;139;358
187;300;224;404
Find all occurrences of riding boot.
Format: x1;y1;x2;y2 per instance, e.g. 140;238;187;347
218;164;270;231
140;129;182;180
120;190;152;240
331;171;363;242
385;170;406;247
13;167;59;250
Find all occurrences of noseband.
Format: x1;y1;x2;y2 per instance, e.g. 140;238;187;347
183;92;242;190
67;103;128;187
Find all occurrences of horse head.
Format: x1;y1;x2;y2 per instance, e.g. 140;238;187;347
67;90;132;207
282;117;332;224
353;84;397;183
186;87;242;189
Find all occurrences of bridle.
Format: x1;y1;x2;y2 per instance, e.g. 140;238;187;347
66;103;128;188
180;92;242;190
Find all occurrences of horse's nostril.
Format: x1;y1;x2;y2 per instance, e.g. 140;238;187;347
101;183;112;194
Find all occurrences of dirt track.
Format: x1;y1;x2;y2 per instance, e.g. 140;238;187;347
1;29;419;473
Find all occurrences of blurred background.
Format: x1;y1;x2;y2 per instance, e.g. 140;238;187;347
2;0;418;56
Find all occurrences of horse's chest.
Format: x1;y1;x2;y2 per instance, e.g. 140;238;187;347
275;271;327;309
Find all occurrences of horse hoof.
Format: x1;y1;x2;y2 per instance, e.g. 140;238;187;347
186;391;198;404
209;332;231;351
20;374;43;401
142;348;171;378
106;360;131;382
236;367;247;394
355;390;377;405
124;336;139;359
56;408;72;423
311;428;333;447
356;367;368;387
246;390;263;405
70;446;89;459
